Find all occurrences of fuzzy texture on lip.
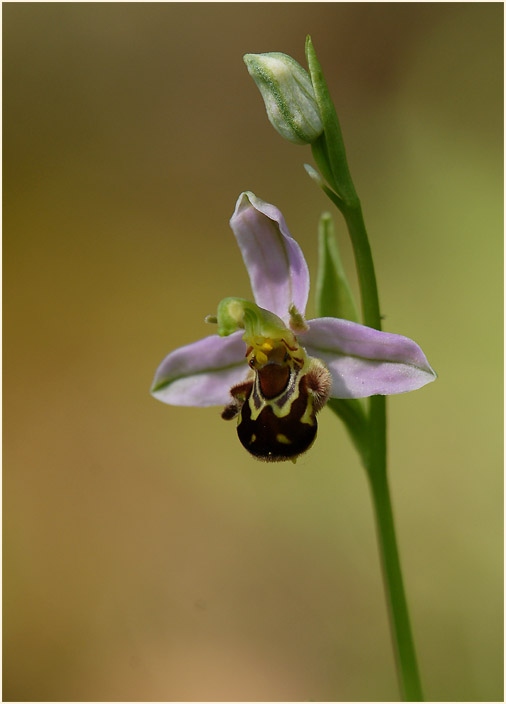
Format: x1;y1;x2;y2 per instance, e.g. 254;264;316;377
151;192;436;407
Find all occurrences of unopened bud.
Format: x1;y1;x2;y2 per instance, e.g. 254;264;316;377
244;52;323;145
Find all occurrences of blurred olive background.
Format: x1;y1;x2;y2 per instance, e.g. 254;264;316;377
3;3;503;702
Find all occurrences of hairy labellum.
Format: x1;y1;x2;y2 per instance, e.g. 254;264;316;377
222;338;331;462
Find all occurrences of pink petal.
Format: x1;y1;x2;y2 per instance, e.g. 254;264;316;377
151;331;248;406
300;317;436;399
230;192;310;321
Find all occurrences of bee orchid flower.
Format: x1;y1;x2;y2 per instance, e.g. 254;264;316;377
151;192;436;461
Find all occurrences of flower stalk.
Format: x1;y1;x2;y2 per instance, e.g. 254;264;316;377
305;35;424;701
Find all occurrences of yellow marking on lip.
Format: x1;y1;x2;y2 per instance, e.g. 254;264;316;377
256;350;268;365
300;393;316;425
276;434;292;444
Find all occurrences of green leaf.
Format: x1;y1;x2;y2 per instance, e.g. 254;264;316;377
315;212;359;323
327;398;369;467
305;35;358;207
315;212;367;456
310;133;337;191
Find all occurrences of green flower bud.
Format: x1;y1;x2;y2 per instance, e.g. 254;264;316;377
244;52;323;145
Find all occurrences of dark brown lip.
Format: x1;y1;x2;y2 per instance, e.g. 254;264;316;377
257;362;291;399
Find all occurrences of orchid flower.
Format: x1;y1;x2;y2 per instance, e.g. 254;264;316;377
151;192;435;462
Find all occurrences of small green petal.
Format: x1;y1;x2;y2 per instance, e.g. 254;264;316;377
315;212;359;323
216;297;289;340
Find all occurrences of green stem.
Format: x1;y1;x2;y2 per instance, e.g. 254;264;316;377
337;198;424;702
340;205;424;701
367;468;424;702
339;202;381;329
305;36;423;694
339;201;423;697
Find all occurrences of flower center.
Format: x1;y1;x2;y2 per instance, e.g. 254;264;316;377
246;334;306;370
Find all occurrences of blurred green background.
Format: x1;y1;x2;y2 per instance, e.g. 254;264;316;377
3;3;503;701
